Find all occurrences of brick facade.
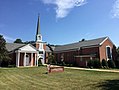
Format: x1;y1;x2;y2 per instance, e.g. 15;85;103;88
54;38;117;67
99;39;117;61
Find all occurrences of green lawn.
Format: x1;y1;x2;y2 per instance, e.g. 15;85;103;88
0;66;119;90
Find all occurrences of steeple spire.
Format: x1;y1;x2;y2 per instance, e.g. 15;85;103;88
36;14;42;42
36;14;40;35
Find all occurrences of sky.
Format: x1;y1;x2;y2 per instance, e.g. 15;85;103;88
0;0;119;46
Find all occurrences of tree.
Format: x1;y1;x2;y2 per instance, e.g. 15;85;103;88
81;39;85;41
0;35;10;67
14;39;23;43
48;55;55;64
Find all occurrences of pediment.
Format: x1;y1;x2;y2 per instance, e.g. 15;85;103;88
19;44;37;52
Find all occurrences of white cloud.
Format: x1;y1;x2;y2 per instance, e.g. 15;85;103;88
111;0;119;18
42;0;87;19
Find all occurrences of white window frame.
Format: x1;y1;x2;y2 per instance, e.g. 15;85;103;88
106;46;112;60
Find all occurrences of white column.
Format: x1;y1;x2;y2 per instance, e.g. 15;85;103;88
31;53;33;66
16;53;18;67
16;52;20;67
37;54;38;66
35;53;36;66
24;52;26;67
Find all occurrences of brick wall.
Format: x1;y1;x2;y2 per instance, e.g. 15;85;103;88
99;39;116;61
55;47;99;67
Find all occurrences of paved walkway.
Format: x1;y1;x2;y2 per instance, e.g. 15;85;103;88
64;66;119;73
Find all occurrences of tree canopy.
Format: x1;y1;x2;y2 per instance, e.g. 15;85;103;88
14;39;23;43
0;35;10;66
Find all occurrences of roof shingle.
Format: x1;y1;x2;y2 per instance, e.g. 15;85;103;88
6;43;25;52
54;37;107;52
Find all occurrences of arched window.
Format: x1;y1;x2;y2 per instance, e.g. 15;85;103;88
106;46;112;60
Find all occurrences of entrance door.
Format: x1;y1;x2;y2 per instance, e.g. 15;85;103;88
26;54;30;66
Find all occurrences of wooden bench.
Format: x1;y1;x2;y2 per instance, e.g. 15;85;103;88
47;65;64;73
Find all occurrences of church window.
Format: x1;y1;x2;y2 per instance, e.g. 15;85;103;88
106;46;112;60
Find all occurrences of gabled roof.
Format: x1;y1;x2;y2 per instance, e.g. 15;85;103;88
6;43;26;52
19;44;38;52
54;37;108;52
6;43;38;52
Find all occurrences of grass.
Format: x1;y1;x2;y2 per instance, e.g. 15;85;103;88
0;66;119;90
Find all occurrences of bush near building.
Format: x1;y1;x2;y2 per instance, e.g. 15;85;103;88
102;59;108;68
87;59;101;68
107;60;116;68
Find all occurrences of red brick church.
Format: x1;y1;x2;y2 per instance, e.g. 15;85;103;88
5;16;117;67
54;37;117;67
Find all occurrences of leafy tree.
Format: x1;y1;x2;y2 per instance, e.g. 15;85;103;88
23;41;35;44
48;54;55;64
81;39;85;41
14;39;23;43
0;35;10;67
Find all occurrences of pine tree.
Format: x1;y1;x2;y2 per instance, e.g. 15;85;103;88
0;35;10;67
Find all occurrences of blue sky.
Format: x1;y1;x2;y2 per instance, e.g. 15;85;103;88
0;0;119;46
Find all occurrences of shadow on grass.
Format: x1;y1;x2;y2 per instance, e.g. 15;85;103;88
97;79;119;90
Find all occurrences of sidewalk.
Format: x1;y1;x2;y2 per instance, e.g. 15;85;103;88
64;66;119;73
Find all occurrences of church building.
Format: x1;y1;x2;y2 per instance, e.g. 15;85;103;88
5;16;117;67
5;16;49;67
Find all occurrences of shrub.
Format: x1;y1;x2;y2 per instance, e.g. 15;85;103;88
102;59;108;68
87;60;94;68
48;55;55;64
93;59;101;68
115;60;119;68
107;60;116;68
8;64;16;68
38;58;43;66
87;59;101;68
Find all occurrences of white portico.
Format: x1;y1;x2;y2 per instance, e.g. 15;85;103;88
15;44;38;67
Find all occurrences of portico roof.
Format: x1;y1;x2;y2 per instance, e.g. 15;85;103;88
6;43;38;53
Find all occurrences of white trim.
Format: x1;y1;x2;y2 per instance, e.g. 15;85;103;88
24;52;26;66
16;53;18;67
31;53;33;66
100;37;108;45
106;45;112;60
19;44;38;52
35;53;36;66
17;52;20;67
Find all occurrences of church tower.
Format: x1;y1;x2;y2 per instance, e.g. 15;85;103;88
35;15;45;65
